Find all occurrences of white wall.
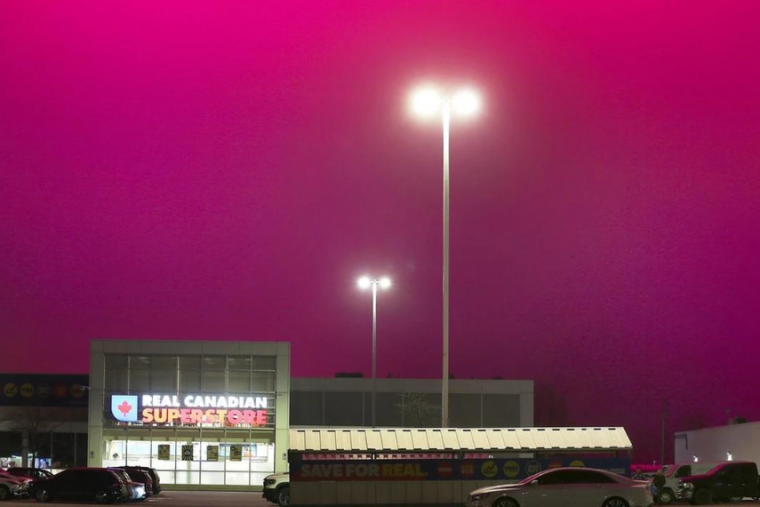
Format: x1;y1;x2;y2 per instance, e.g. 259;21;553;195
675;421;760;464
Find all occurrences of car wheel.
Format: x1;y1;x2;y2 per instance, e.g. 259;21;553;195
493;498;520;507
602;498;629;507
277;485;290;506
692;488;712;505
0;486;10;500
94;490;113;504
658;488;675;504
35;489;52;503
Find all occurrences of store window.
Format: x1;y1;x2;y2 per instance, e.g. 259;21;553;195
179;369;201;392
100;433;275;486
0;432;22;468
228;370;251;392
151;356;177;392
105;355;128;392
252;371;275;392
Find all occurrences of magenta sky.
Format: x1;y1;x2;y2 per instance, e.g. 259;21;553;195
2;1;759;462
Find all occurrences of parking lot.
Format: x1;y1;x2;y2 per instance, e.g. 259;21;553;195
1;491;271;507
2;491;760;507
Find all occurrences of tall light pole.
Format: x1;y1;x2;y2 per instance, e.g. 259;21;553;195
410;86;481;428
357;275;392;427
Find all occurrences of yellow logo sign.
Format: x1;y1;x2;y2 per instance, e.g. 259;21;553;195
20;383;35;398
70;384;85;399
4;383;18;398
570;460;585;468
503;461;520;478
481;460;498;478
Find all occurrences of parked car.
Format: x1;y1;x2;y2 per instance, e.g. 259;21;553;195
2;468;54;481
112;467;153;497
109;469;146;501
30;467;129;503
677;460;760;504
0;472;29;500
655;463;720;504
113;466;161;495
467;467;653;507
263;472;290;506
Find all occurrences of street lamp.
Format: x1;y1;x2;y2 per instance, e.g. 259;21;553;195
410;85;481;428
357;275;391;427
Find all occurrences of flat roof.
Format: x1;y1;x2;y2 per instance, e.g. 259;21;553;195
290;427;632;453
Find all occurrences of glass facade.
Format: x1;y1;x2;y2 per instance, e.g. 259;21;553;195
90;341;290;490
100;432;275;486
0;431;87;469
291;389;522;428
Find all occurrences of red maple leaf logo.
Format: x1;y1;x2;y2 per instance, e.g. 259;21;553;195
118;400;133;415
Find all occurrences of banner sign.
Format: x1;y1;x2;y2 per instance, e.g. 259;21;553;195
230;445;243;461
0;375;89;407
109;393;270;427
157;445;170;461
207;445;219;461
291;458;631;482
181;445;194;461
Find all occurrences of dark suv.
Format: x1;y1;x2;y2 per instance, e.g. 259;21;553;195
114;466;161;495
30;468;129;504
678;461;760;504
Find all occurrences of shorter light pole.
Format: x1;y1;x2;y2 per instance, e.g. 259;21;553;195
357;276;392;427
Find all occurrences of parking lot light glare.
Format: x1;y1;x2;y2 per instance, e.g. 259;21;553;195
411;88;442;117
452;89;480;116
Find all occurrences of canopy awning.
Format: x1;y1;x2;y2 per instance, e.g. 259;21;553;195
289;427;632;453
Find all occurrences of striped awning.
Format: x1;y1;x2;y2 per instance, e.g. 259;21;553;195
289;427;632;453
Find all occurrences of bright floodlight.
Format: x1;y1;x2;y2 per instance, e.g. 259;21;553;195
357;276;372;290
452;89;481;116
379;277;391;289
411;88;442;117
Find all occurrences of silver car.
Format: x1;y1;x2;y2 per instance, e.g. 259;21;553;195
467;467;653;507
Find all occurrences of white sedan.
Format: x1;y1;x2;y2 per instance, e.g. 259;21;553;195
467;467;654;507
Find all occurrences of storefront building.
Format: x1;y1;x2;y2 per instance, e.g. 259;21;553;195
88;340;290;490
0;374;89;470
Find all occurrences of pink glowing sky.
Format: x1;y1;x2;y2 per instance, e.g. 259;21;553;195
2;1;759;461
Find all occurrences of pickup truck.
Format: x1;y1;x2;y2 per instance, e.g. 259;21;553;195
677;461;760;504
262;473;290;506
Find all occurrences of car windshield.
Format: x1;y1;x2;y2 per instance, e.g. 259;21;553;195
518;471;544;485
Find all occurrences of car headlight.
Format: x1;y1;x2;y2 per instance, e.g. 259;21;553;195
264;478;276;486
679;482;694;490
470;493;491;501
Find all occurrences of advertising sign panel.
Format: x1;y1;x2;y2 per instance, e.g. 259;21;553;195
157;445;170;461
0;375;89;407
291;457;632;482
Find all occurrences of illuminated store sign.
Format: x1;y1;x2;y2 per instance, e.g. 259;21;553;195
110;394;269;427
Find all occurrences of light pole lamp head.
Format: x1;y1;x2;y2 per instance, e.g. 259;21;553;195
410;85;481;119
357;276;392;290
452;88;481;116
410;87;442;118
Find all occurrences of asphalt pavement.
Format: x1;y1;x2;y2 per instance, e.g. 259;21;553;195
2;491;760;506
2;491;270;507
